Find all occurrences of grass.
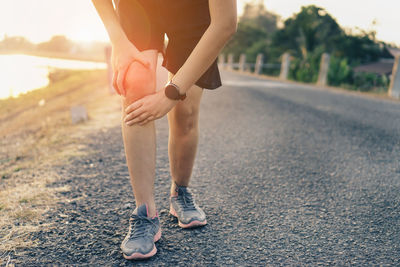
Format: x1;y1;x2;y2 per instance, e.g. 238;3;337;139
0;68;121;262
0;69;107;137
0;178;70;251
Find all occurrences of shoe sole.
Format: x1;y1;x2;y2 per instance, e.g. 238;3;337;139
169;206;207;229
123;228;161;260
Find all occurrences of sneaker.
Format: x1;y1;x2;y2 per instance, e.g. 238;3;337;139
120;204;161;260
170;184;207;228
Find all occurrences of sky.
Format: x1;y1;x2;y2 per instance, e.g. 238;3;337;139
0;0;399;46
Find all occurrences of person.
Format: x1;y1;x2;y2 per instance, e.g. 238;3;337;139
91;0;237;260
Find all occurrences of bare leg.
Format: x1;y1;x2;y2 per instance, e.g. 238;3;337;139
167;72;203;196
121;49;158;217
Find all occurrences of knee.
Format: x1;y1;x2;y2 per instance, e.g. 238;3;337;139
172;105;199;136
123;61;155;106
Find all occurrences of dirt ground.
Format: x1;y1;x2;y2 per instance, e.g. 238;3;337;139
0;69;122;264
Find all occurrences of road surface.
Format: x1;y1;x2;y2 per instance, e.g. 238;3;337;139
17;70;400;265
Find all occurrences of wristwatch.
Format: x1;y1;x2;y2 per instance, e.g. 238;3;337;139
164;80;186;101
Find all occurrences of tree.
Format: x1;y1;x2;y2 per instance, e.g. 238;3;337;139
222;1;278;62
223;22;267;62
270;5;392;65
0;35;35;52
221;2;393;90
332;33;392;65
36;35;73;53
271;5;343;58
240;0;279;34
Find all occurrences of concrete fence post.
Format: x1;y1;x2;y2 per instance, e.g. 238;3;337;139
280;53;290;80
254;53;264;75
239;53;247;72
227;53;234;70
104;45;115;94
389;55;400;98
317;53;330;86
218;53;225;70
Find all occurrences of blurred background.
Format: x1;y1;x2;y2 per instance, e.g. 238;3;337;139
222;0;400;93
1;0;399;99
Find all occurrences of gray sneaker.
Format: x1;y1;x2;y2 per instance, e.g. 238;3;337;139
120;204;161;260
170;185;207;228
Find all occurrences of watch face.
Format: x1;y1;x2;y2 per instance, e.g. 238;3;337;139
165;84;180;100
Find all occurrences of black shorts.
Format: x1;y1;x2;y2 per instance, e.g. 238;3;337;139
115;0;222;90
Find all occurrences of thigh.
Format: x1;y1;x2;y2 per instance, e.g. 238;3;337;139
121;49;159;110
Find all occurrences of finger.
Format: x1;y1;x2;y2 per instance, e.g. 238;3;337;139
138;116;155;126
127;113;149;126
125;99;144;114
136;113;151;125
117;66;129;96
112;71;120;95
138;119;149;126
124;106;146;122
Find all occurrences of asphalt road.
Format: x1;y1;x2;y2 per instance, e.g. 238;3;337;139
17;70;400;265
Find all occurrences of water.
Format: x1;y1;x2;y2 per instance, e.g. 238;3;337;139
0;54;107;99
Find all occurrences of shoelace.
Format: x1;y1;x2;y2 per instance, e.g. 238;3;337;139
128;215;155;240
177;188;197;211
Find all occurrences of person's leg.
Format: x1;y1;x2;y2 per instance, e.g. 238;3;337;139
167;75;207;228
166;72;203;195
121;49;159;217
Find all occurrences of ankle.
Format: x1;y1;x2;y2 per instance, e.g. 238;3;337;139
170;180;189;197
136;201;157;218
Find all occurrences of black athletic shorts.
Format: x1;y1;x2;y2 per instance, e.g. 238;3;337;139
115;0;222;89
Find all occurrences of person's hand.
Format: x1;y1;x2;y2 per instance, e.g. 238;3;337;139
124;89;179;126
111;39;150;96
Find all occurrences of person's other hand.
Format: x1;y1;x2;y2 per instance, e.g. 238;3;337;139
124;89;179;126
111;39;150;96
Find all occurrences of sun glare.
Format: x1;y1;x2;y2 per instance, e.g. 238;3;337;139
0;55;106;99
69;28;107;43
0;0;398;46
0;55;49;99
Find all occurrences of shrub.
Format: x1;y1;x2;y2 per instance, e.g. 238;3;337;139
328;56;353;86
352;72;390;92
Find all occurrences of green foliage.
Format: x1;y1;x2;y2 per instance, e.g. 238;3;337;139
352;72;390;92
332;34;391;65
328;56;353;86
223;22;267;62
222;1;277;62
222;2;394;92
271;5;342;58
328;56;389;92
289;47;324;83
245;40;268;63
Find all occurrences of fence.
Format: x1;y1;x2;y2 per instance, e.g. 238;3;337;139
218;52;400;99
